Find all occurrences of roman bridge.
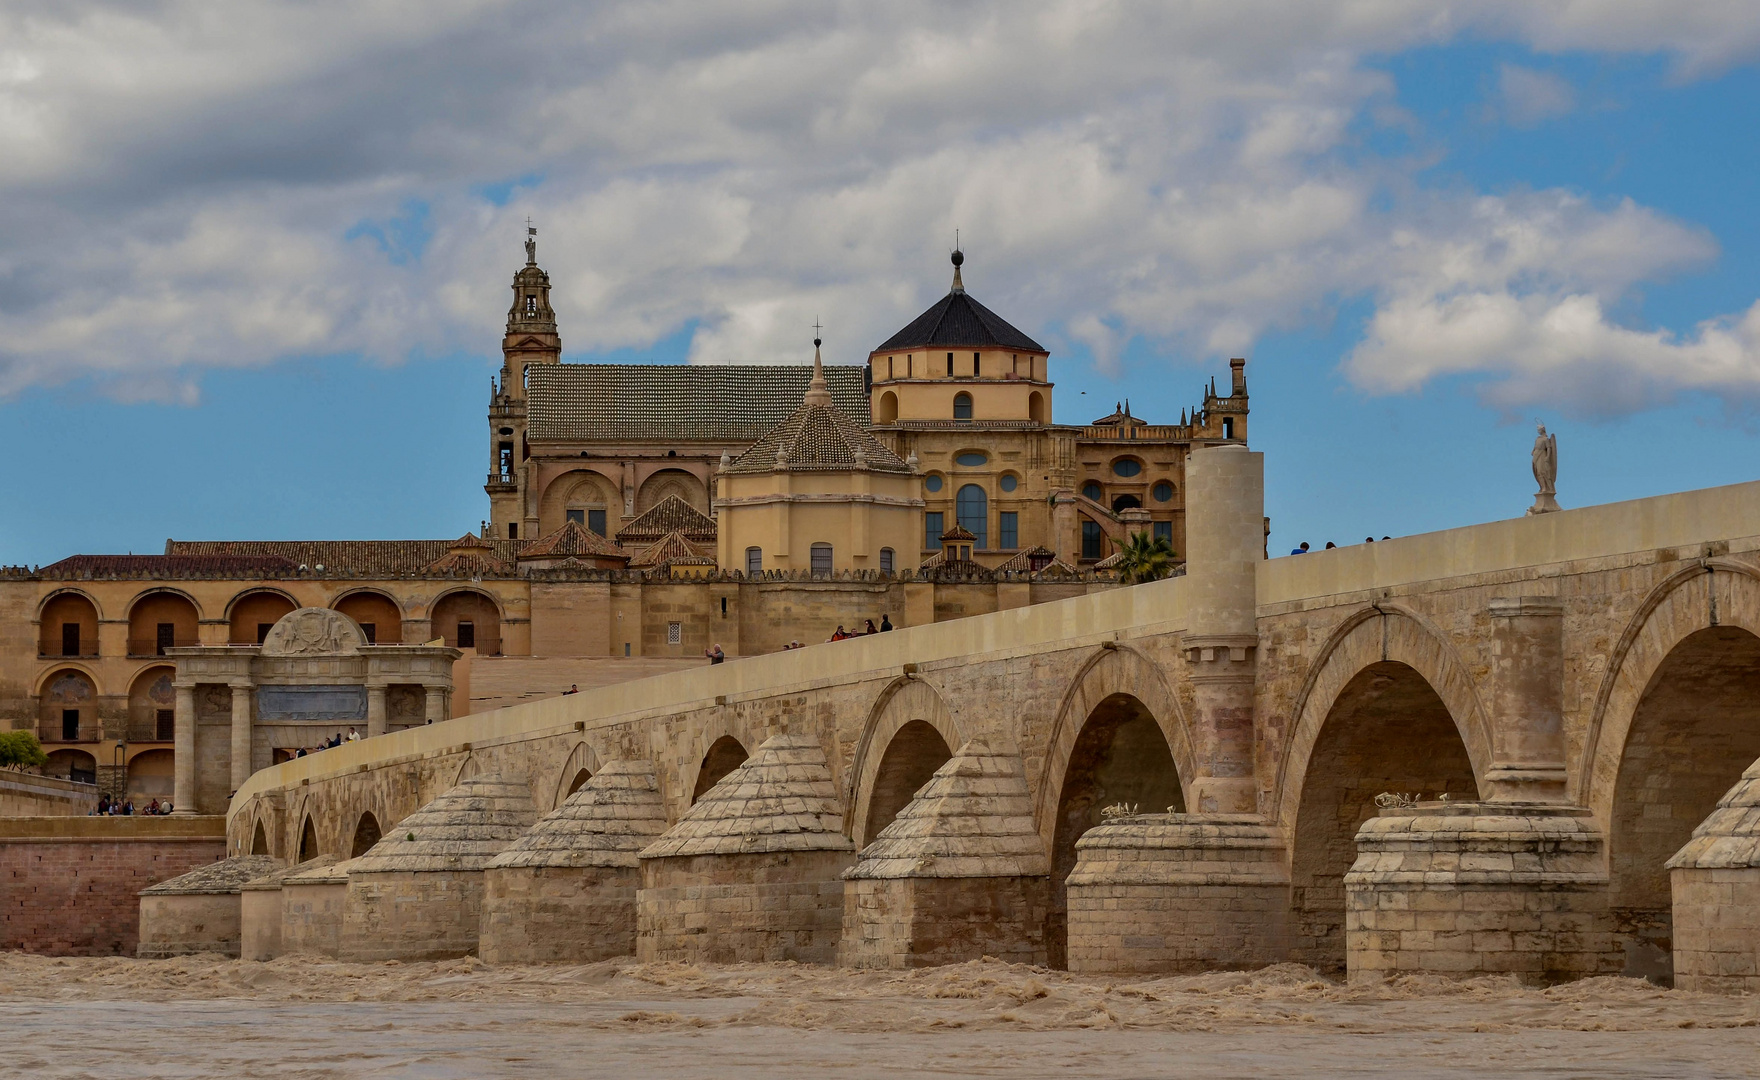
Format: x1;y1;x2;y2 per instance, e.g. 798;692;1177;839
224;448;1760;977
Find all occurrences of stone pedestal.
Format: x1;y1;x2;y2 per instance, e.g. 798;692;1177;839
136;855;282;958
281;859;351;957
840;738;1050;969
637;733;854;965
479;759;667;964
338;774;536;962
1345;802;1616;985
239;856;335;961
1065;814;1288;973
1667;758;1760;992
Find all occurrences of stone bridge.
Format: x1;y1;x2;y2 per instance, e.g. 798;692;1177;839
225;447;1760;982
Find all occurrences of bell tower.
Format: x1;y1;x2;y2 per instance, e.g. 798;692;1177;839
486;226;561;540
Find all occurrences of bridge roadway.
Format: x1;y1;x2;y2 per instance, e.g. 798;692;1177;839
228;454;1760;975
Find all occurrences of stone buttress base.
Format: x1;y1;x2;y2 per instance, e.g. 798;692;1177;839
840;876;1049;969
1346;803;1617;985
480;865;641;964
137;893;243;958
239;884;282;961
638;850;853;964
281;879;347;957
1064;814;1290;973
340;870;487;962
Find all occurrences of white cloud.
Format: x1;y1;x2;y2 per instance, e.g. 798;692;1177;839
1497;64;1577;127
0;1;1758;416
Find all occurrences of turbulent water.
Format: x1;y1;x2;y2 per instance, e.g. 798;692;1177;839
2;954;1757;1078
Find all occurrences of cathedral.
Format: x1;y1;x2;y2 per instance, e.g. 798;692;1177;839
489;233;1249;571
0;232;1249;807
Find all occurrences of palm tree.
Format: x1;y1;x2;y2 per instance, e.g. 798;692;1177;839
1113;530;1178;584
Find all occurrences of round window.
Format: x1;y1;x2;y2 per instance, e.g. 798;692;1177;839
1152;481;1173;502
924;474;944;493
1081;482;1103;501
1113;458;1143;478
955;452;988;467
999;473;1018;493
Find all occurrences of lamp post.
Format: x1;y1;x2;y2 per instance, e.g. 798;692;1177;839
113;740;126;805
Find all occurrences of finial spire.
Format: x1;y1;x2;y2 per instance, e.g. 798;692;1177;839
524;218;537;265
803;321;832;407
950;234;965;294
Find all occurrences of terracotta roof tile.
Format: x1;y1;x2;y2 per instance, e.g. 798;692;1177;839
518;520;628;561
40;554;299;577
627;530;717;570
725;402;913;475
615;495;717;544
165;540;524;577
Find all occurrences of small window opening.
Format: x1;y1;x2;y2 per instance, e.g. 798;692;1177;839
567;509;584;525
156;622;175;655
508;523;517;539
1223;416;1235;439
924;512;944;551
746;547;762;576
720;596;728;617
588;509;606;536
257;623;273;644
497;442;513;476
457;620;475;649
946;352;954;376
880;547;895;574
953;392;973;421
974;352;981;376
155;709;174;741
1082;520;1104;560
360;622;377;645
525;295;537;316
62;709;79;742
810;543;834;576
667;622;682;645
61;623;79;656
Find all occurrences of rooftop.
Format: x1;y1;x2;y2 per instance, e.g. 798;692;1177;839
527;363;870;443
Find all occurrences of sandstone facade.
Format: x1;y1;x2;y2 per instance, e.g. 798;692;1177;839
136;855;282;958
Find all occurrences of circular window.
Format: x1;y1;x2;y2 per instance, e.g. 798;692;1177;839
999;473;1018;493
1152;481;1173;502
1113;458;1143;478
924;474;944;493
955;451;988;467
1081;481;1103;501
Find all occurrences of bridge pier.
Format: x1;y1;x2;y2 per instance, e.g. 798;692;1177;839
1345;802;1617;985
1065;813;1288;973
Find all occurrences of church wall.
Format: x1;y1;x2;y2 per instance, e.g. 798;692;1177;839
529;580;612;657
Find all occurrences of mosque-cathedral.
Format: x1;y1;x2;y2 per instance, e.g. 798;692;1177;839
0;234;1244;803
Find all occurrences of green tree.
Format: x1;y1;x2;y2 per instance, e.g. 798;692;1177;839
1113;530;1179;585
0;729;48;770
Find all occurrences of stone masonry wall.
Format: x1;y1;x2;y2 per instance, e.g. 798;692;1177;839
1672;867;1760;992
340;870;488;962
480;864;642;964
638;851;852;964
840;876;1048;969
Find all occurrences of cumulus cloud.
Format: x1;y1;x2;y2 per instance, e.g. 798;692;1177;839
1496;64;1577;127
0;1;1758;415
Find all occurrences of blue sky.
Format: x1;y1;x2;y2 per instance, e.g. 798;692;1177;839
3;6;1759;565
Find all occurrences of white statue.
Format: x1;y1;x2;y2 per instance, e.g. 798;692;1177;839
1527;422;1561;515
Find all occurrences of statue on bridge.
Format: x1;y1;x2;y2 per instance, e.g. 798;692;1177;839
1527;421;1561;515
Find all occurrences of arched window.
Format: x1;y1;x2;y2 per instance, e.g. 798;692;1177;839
1223;417;1235;439
810;543;833;576
877;390;898;424
1028;390;1045;423
1081;481;1103;502
880;547;895;574
956;485;988;549
953;392;973;421
745;547;762;576
1112;458;1143;478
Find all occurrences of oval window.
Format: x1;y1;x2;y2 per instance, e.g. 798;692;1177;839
924;474;944;493
1113;458;1143;478
1081;481;1103;501
999;473;1018;492
955;452;987;467
1152;481;1173;502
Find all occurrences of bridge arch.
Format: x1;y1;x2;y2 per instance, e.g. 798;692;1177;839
1276;604;1490;973
550;741;602;809
683;717;755;807
1034;644;1193;843
1580;561;1760;978
847;676;964;847
350;810;383;858
1275;604;1493;833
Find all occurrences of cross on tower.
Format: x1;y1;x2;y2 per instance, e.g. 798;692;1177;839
811;318;823;341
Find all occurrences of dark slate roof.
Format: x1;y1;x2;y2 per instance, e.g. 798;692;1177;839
724;402;913;475
875;290;1045;353
166;539;524;577
527;364;870;443
616;495;717;544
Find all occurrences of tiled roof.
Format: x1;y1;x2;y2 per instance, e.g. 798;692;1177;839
937;523;977;542
40;554;298;577
996;546;1072;573
350;775;537;875
166;539;524;577
875;288;1045;353
615;495;716;544
724;402;913;475
518;520;628;561
423;534;517;576
527;364;870;443
487;760;667;871
140;855;284;895
627;530;717;570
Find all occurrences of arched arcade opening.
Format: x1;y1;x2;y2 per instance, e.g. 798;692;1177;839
431;590;501;655
692;736;749;802
1048;692;1183;967
1607;625;1760;981
229;590;296;644
862;719;954;843
1289;660;1480;972
351;812;383;858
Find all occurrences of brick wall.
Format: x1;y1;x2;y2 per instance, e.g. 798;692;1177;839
0;817;226;955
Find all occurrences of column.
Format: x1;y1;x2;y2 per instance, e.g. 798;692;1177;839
172;684;197;815
1182;445;1263;814
229;682;253;794
367;684;388;738
424;685;446;726
1483;595;1568;803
